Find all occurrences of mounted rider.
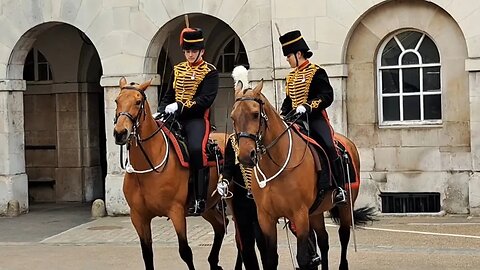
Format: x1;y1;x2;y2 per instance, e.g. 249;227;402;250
157;27;219;215
278;30;346;206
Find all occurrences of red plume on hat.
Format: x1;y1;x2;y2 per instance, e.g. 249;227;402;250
179;27;196;47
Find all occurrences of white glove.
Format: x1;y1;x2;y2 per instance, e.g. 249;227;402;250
296;105;307;114
216;179;229;197
152;112;161;119
165;102;178;114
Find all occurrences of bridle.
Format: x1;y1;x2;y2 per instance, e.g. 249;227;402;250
234;95;300;188
234;96;269;157
114;85;169;174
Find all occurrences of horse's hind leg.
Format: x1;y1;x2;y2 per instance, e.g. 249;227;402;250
170;208;195;270
202;209;227;270
311;213;329;270
337;206;352;270
131;211;154;270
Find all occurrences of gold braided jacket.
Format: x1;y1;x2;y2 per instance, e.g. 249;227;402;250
285;63;322;110
173;61;214;108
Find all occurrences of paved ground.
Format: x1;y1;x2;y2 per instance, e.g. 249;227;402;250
1;203;480;269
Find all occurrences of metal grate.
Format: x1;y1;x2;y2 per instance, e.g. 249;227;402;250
379;192;440;213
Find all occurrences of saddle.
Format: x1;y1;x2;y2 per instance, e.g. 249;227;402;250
291;119;356;185
156;117;223;168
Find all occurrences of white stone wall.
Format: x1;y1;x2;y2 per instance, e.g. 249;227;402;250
1;0;480;215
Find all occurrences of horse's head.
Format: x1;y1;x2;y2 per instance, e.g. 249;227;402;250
231;80;268;167
113;77;152;145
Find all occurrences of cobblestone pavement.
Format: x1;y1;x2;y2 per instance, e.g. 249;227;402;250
1;204;480;269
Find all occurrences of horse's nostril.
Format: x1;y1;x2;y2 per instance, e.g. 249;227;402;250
249;150;257;163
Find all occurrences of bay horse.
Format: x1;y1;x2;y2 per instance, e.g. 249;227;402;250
113;78;227;270
230;80;375;270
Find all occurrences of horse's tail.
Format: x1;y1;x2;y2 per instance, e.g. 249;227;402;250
329;206;377;226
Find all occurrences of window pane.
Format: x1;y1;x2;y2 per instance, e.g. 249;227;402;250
223;55;235;72
401;52;419;65
381;38;402;66
424;95;442;119
423;66;440;92
37;51;47;62
237;52;249;67
397;31;422;50
382;69;399;93
224;39;235;53
403;68;420;93
419;35;440;64
403;95;420;120
383;96;400;121
23;63;34;81
38;63;48;81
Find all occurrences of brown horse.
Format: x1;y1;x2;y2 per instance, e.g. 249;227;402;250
230;80;375;270
113;78;227;270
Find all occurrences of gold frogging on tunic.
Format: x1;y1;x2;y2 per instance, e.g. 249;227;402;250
173;62;213;108
229;134;253;190
285;63;321;109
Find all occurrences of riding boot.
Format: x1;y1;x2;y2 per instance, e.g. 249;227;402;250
332;157;347;206
188;167;208;215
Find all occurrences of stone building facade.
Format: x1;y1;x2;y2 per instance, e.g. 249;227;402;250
0;0;479;216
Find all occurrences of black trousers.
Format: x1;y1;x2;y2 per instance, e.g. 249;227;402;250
310;115;338;162
232;185;267;270
183;117;208;170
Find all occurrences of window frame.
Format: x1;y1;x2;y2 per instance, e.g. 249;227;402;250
24;48;53;83
215;36;247;73
377;30;442;127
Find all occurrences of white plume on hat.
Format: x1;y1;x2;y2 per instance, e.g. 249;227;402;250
232;65;249;90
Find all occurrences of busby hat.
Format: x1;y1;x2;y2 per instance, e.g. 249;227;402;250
279;30;312;58
180;28;205;50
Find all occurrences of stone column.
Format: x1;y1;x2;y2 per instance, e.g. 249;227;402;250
0;80;28;215
102;74;159;215
466;59;480;215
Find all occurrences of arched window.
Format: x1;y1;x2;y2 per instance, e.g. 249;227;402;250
24;48;53;81
377;30;441;125
215;36;248;73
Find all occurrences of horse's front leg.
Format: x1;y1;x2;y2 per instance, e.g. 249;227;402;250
169;205;195;270
131;210;154;270
202;207;227;270
293;211;319;270
311;213;329;270
257;210;278;270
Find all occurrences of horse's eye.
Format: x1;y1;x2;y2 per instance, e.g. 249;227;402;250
136;100;141;105
252;112;259;119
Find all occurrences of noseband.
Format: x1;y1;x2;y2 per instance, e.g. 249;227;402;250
234;96;269;154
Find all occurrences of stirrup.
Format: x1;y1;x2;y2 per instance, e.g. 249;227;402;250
332;187;347;206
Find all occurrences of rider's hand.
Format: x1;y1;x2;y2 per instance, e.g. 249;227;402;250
152;112;161;119
295;105;307;114
165;102;178;114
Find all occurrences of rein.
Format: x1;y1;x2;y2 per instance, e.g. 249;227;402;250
115;86;170;174
234;96;307;188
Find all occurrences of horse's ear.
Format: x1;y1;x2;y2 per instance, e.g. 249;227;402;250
138;79;152;91
119;77;127;89
252;79;264;95
234;81;243;94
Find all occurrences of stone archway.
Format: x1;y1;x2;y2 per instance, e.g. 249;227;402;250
148;13;250;133
8;22;105;208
